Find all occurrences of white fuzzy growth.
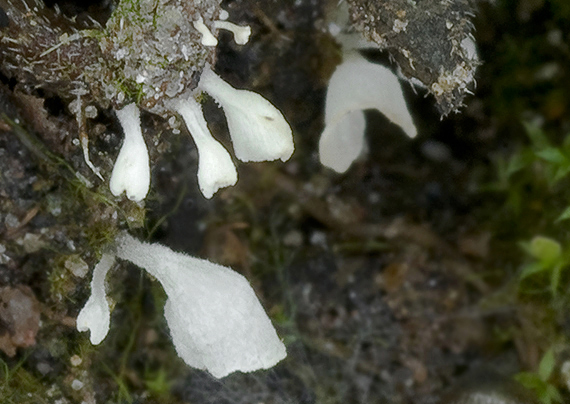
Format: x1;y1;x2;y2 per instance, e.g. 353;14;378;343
174;98;237;199
319;110;366;173
198;66;294;163
319;52;416;173
109;103;151;201
193;18;218;47
213;21;251;45
115;234;287;378
76;253;116;345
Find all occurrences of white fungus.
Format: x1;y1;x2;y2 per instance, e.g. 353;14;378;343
213;21;251;45
76;253;115;345
193;18;218;47
101;16;295;201
320;109;366;173
173;98;238;199
109;103;151;202
198;65;294;163
77;233;287;378
460;36;478;62
319;52;416;173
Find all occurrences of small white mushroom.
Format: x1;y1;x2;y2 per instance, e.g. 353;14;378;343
214;21;251;45
76;253;115;345
109;103;151;201
319;52;416;173
198;66;294;163
460;36;479;62
193;17;218;47
77;234;287;378
173;98;237;199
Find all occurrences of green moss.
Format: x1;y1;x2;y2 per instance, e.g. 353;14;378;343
48;256;78;303
0;358;53;404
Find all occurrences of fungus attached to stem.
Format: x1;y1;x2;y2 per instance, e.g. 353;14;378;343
193;17;218;47
76;253;115;345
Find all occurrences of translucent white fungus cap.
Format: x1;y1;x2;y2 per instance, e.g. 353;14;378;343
198;65;294;163
173;98;238;199
109;103;151;201
319;52;416;173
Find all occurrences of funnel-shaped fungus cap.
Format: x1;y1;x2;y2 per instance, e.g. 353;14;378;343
173;98;238;199
319;52;416;173
77;234;287;378
109;103;151;201
116;234;286;378
199;66;294;163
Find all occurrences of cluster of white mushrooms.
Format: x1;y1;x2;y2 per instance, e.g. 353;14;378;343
109;64;294;202
78;3;477;379
108;15;293;203
78;15;293;379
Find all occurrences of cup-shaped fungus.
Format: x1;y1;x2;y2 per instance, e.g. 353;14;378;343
319;52;417;173
109;103;151;201
77;234;286;378
173;98;238;199
198;66;294;163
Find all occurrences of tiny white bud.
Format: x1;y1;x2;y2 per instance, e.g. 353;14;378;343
219;9;229;20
